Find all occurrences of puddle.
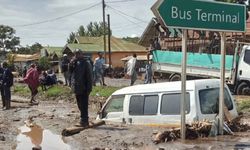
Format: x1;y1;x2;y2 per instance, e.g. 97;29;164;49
16;124;71;150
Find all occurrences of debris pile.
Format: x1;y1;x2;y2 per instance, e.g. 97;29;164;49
228;115;250;132
153;120;212;144
153;115;250;144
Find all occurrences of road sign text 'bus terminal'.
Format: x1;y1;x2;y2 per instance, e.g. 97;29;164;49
158;0;246;32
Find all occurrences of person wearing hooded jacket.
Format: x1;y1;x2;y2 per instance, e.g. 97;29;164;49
69;49;93;127
2;62;13;110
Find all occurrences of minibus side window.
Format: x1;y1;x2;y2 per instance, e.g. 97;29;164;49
199;88;233;114
103;95;125;118
160;93;190;115
129;96;144;115
129;95;159;115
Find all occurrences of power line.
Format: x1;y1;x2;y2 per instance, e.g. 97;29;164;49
13;2;101;27
107;5;148;23
106;5;145;28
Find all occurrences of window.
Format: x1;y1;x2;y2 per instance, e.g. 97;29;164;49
244;50;250;65
199;88;233;114
103;95;125;118
144;95;159;115
160;93;190;115
129;95;159;115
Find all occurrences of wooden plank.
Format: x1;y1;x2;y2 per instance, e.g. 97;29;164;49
61;120;105;136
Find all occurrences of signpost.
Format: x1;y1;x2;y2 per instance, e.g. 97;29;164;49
152;0;246;140
155;0;246;32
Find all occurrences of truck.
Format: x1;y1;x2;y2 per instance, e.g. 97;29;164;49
152;44;250;95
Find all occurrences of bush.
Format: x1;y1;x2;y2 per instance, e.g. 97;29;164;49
38;57;51;70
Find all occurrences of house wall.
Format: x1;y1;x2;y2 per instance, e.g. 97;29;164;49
91;51;147;68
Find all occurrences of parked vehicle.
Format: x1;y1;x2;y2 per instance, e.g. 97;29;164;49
152;44;250;95
97;79;238;126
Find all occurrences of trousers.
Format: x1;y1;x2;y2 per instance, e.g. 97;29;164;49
76;93;89;123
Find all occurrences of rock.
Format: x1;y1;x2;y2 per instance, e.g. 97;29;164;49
13;118;21;122
32;146;42;150
0;135;5;141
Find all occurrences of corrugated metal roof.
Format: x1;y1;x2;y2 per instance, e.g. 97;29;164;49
74;36;146;52
41;47;63;56
11;53;40;62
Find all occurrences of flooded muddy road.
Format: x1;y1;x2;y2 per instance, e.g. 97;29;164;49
1;95;250;149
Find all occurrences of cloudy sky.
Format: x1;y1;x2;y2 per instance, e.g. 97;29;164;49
0;0;155;47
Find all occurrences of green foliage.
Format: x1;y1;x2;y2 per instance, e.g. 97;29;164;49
13;85;30;96
68;21;111;43
67;32;76;44
78;26;86;36
0;25;20;51
122;36;140;43
90;86;120;97
17;43;43;54
38;56;50;70
30;42;43;53
237;99;250;112
45;86;71;97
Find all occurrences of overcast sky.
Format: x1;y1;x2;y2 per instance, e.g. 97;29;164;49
0;0;155;47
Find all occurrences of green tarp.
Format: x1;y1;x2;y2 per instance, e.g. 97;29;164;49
153;50;234;70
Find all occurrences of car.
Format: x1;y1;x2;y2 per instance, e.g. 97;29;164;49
97;79;238;126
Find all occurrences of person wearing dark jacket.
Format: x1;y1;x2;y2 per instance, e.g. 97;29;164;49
2;62;13;110
69;49;93;127
0;65;4;109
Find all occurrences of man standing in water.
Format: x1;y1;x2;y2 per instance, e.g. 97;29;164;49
70;49;93;127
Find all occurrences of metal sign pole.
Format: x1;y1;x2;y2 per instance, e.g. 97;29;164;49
181;29;187;140
219;32;226;135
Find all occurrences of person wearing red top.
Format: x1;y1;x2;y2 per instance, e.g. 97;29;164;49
23;65;41;104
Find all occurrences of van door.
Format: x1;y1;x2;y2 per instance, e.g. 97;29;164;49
158;92;192;125
126;94;160;125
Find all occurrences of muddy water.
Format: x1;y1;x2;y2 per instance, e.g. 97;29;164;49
16;124;71;150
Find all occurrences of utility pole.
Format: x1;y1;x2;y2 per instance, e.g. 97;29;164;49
102;0;107;62
107;14;112;69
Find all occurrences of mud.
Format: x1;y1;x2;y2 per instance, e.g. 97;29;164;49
1;87;250;149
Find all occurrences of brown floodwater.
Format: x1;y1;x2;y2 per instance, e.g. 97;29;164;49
16;124;71;150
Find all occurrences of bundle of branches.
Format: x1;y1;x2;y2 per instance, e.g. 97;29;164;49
153;120;212;144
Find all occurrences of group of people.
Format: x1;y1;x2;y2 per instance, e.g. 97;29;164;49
125;53;153;85
61;51;106;87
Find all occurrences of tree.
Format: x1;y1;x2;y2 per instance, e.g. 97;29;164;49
30;42;43;54
78;26;87;36
38;57;50;70
67;22;111;43
122;37;140;44
0;25;20;51
67;32;76;44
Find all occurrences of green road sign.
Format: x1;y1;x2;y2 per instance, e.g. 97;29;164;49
156;0;246;32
